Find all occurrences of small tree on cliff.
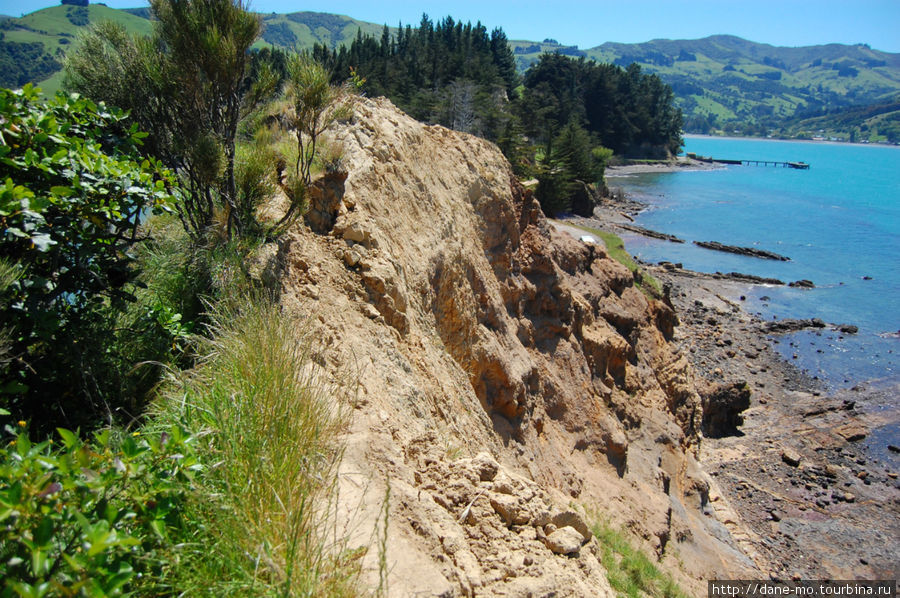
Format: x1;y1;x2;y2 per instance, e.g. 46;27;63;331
535;120;611;217
66;0;277;240
270;53;351;234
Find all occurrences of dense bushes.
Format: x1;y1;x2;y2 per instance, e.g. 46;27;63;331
0;85;178;427
0;423;201;596
0;291;359;596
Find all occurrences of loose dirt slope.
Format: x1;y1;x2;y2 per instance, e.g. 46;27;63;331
258;97;763;595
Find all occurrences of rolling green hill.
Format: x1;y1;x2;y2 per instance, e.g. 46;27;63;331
0;4;386;93
4;4;899;141
512;35;900;141
256;11;386;50
1;4;151;91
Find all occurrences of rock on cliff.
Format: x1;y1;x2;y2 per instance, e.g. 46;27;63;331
262;97;761;595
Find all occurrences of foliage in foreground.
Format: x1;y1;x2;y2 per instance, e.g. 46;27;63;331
0;422;201;596
0;293;360;596
0;85;177;426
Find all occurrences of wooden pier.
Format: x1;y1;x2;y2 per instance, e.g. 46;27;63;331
729;159;810;169
686;153;809;169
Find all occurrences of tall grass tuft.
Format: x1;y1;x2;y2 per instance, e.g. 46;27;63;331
155;296;361;596
591;518;691;598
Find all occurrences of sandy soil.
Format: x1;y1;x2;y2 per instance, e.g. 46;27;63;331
553;200;900;581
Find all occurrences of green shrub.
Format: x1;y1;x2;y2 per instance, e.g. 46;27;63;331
0;422;202;596
0;85;177;426
65;6;89;27
270;53;350;234
535;163;574;216
65;0;276;241
234;133;279;236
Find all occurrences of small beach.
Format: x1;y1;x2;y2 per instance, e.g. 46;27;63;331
605;157;723;177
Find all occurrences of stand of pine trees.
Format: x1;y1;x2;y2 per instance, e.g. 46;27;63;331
308;17;683;214
312;16;518;143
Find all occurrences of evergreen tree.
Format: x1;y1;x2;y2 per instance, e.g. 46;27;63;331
66;0;276;240
311;14;519;142
519;53;683;157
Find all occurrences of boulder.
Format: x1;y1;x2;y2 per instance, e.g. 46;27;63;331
490;494;529;526
470;452;500;482
781;449;802;467
543;526;585;555
550;509;592;542
570;180;600;217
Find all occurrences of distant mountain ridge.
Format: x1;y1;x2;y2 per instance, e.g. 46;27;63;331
512;35;900;140
0;5;385;92
3;5;898;140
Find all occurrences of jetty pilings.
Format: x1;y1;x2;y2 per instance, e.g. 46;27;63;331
685;153;809;169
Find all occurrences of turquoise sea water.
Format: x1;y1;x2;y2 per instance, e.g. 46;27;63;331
611;136;900;389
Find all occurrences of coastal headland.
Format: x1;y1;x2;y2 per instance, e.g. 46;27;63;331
554;186;900;580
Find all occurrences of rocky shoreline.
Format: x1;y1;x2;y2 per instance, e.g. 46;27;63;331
654;264;899;581
556;188;899;581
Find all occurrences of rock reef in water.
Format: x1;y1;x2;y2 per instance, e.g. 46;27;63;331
695;240;790;261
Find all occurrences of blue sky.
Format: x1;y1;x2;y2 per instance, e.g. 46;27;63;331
4;0;899;53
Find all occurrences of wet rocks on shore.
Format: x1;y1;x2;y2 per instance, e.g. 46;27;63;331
762;318;859;335
619;224;685;243
694;241;791;261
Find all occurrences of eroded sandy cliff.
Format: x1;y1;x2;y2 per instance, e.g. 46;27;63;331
256;97;762;596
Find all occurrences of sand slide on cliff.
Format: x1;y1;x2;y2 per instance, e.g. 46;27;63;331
250;97;765;595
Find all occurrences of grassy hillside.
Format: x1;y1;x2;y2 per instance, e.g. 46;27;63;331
5;5;899;141
0;4;151;92
256;11;387;50
0;5;386;94
515;35;900;141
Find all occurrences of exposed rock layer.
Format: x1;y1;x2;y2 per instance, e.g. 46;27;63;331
266;98;764;595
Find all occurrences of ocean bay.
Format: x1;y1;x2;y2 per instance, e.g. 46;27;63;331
611;136;900;388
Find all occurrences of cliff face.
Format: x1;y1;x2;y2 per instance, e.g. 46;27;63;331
264;97;759;595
